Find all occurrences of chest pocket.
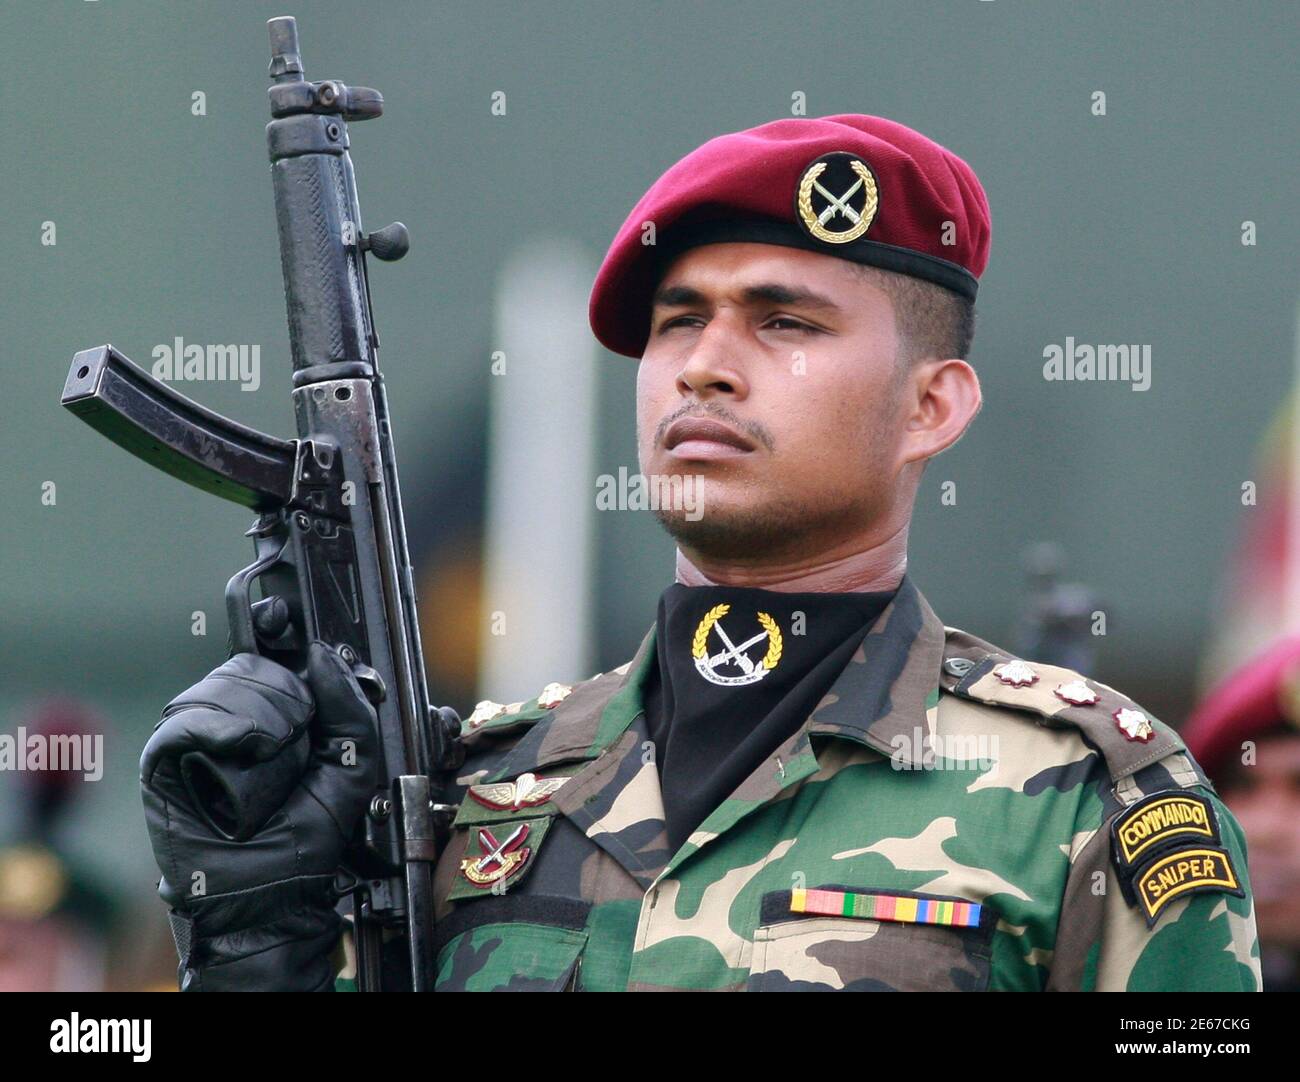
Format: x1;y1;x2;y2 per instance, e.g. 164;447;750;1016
747;886;996;992
434;895;592;992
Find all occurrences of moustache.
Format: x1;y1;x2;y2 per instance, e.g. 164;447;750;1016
655;403;774;452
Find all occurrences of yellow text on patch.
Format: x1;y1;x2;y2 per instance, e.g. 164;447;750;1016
1118;796;1212;864
1136;848;1238;920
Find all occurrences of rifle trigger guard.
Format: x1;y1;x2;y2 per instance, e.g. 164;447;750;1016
225;524;291;656
332;868;362;900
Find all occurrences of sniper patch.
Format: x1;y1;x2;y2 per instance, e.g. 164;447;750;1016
1131;846;1243;928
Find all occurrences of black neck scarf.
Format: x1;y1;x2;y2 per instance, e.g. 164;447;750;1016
643;582;897;856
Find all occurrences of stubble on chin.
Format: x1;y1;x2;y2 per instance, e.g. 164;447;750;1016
651;482;878;563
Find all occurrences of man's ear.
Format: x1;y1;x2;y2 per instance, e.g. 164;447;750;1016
898;358;982;466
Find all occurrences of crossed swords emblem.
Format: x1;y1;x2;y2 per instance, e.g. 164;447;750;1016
693;606;782;686
796;154;878;245
707;621;770;677
813;174;866;227
460;823;531;886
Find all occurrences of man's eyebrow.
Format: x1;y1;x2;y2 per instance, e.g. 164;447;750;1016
651;281;843;311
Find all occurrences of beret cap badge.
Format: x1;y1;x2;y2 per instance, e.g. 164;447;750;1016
795;152;879;245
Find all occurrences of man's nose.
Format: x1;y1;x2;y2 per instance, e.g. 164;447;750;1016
676;314;750;399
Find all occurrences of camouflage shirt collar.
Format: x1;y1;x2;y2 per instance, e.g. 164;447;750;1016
496;574;944;779
802;573;946;767
486;625;657;780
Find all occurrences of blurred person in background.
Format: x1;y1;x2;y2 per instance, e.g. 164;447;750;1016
1184;638;1300;992
0;698;119;991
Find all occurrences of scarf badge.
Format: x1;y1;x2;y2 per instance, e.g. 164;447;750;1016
691;603;784;686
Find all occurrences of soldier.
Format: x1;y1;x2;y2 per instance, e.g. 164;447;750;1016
142;114;1259;991
1182;637;1300;991
0;699;118;991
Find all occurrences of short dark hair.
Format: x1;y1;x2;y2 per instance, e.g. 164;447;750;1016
850;263;976;364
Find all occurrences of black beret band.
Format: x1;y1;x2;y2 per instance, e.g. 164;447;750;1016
654;217;979;302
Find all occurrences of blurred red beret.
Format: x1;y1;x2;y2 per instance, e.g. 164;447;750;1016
1183;636;1300;779
589;113;991;358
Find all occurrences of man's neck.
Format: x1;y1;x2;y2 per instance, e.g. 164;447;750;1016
674;540;906;594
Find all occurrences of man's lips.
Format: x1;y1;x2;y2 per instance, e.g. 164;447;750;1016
662;417;756;459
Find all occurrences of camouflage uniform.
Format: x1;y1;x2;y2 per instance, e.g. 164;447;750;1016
419;577;1260;991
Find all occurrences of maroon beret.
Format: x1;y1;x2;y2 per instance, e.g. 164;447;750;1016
1183;636;1300;780
589;113;991;358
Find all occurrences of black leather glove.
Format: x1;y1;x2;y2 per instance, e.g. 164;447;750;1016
141;641;378;991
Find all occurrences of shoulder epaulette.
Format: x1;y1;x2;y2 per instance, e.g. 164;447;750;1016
455;681;575;750
938;626;1191;786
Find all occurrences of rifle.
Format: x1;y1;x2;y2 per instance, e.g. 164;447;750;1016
59;16;460;991
1014;542;1102;674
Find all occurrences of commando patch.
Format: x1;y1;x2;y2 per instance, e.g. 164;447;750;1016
1131;845;1243;928
1111;790;1221;876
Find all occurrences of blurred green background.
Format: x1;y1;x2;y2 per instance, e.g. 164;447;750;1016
0;0;1295;986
